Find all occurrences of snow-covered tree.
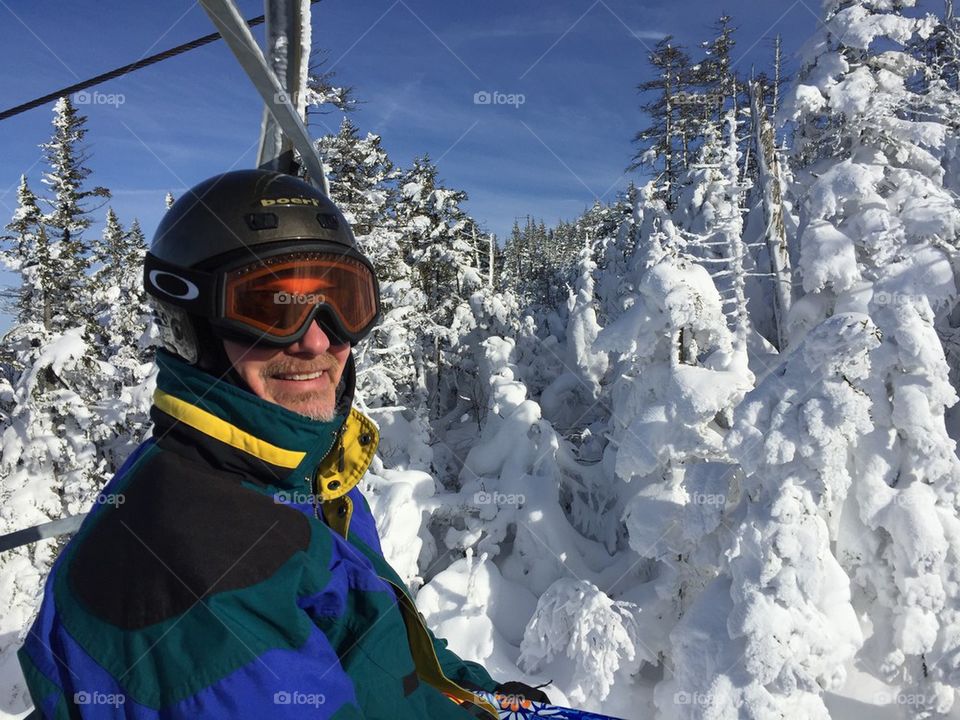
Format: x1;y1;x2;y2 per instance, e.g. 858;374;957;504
38;96;110;334
632;37;695;208
394;155;481;422
1;176;50;333
782;0;960;713
665;313;878;720
89;212;156;470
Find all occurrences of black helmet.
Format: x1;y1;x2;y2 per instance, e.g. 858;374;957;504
144;169;380;372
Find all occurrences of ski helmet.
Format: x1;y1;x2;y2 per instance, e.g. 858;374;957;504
144;169;381;372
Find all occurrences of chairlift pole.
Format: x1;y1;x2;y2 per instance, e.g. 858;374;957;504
257;0;309;176
198;0;329;194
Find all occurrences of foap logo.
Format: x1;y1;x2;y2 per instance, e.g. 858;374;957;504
474;490;526;507
673;691;712;707
674;91;723;105
273;690;326;707
149;270;200;301
873;290;926;308
73;90;125;108
273;90;304;106
473;90;525;108
73;691;125;708
274;290;326;305
273;490;318;505
690;492;725;506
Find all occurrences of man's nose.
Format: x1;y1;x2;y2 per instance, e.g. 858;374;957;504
286;319;332;355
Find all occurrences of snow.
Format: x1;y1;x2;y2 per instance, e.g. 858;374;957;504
9;2;960;718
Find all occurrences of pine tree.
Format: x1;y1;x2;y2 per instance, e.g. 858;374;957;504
318;117;396;238
631;37;695;208
39;97;110;334
89;212;155;471
690;16;740;129
1;176;51;331
394;156;477;414
775;1;960;713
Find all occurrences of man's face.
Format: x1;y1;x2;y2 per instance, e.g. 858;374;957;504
222;320;351;421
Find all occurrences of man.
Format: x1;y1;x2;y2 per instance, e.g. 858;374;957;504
18;170;546;718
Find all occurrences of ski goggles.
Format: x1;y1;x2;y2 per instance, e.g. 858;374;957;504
145;243;381;346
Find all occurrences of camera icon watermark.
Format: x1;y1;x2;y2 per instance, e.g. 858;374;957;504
273;91;304;105
274;290;326;305
274;490;318;505
72;90;125;108
674;91;723;105
473;90;525;108
673;690;712;706
273;690;326;707
474;490;526;507
73;690;126;707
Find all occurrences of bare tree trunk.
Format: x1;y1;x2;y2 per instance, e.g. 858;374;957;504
470;225;480;271
488;233;495;287
724;111;751;357
773;35;783;117
750;79;793;350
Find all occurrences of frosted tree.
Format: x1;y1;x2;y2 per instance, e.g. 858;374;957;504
539;239;610;445
0;176;50;334
0;101;118;713
676;110;752;370
592;185;640;328
0;327;106;716
632;37;695;208
664;314;879;720
39;96;110;333
318;117;396;243
393;156;480;422
414;333;651;714
520;578;645;707
593;184;754;675
749;76;793;350
689;15;740;128
89;212;156;471
783;0;960;713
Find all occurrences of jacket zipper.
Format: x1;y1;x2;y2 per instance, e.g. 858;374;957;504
312;425;346;519
377;575;499;719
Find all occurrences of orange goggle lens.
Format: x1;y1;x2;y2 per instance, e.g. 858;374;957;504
223;252;378;338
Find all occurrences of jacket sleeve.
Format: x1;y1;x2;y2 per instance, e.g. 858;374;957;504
18;559;368;720
19;619;368;720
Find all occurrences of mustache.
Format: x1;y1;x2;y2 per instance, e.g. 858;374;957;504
262;355;337;378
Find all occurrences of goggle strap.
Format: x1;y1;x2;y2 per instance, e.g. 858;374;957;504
144;253;219;316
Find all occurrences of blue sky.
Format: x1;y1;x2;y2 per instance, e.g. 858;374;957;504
0;0;823;325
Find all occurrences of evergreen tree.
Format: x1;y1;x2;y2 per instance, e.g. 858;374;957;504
1;176;51;331
38;97;110;334
631;37;695;208
752;0;960;713
393;156;477;417
318;117;396;240
90;212;155;471
690;16;740;128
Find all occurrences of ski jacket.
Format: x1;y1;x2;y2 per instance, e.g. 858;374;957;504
18;350;500;719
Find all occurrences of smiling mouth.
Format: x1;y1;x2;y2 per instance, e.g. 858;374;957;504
271;370;328;381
